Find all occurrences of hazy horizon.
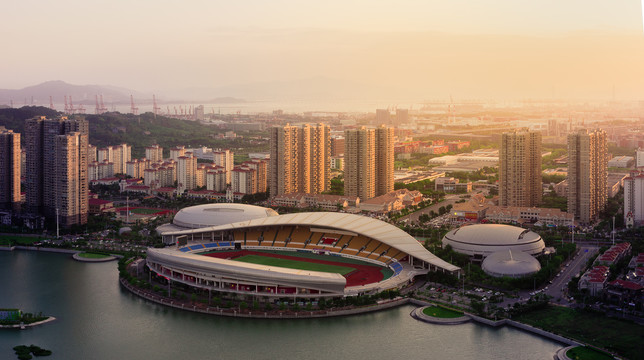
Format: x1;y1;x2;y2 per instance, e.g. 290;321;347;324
3;1;644;101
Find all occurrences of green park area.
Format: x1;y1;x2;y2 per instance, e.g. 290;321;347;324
513;306;640;360
566;346;614;360
233;254;355;275
422;305;464;318
77;252;111;259
124;208;164;215
0;235;44;246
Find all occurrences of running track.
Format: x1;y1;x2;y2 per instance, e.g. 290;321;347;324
202;250;384;287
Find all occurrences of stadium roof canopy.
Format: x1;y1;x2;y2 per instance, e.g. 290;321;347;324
445;224;542;246
162;211;460;272
172;203;279;229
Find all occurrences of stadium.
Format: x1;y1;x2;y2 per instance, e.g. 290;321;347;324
149;204;460;300
441;224;545;261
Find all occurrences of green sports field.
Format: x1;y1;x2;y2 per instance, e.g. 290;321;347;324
233;254;356;275
129;208;163;214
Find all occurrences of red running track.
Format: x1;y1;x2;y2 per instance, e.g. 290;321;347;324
202;250;384;287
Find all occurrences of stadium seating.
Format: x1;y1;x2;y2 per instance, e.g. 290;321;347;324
345;236;370;252
390;262;403;276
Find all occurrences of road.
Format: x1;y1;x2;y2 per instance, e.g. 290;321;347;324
399;194;462;224
543;245;598;303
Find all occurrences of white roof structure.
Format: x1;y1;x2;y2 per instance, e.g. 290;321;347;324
163;211;460;272
168;203;279;230
442;224;545;258
481;250;541;278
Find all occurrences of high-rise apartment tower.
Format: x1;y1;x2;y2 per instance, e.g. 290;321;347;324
269;123;330;196
499;130;542;207
25;116;89;226
567;129;607;224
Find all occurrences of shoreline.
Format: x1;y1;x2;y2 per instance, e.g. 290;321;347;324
0;317;56;330
120;277;408;319
1;246;123;260
72;253;117;262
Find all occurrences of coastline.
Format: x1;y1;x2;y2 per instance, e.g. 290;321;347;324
72;253;117;262
0;317;56;330
119;277;408;319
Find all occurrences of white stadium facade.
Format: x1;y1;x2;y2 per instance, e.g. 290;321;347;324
150;204;460;299
441;224;546;261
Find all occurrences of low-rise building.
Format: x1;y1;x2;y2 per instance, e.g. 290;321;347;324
484;206;574;227
554;179;568;197
450;194;493;222
271;193;359;211
359;189;423;213
596;242;632;266
604;279;643;308
434;177;472;193
88;198;114;214
578;265;610;296
608;156;634;168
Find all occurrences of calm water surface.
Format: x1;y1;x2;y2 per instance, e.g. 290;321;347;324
0;251;564;359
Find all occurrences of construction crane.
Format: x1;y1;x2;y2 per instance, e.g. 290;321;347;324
95;95;101;114
99;95;108;113
130;95;139;115
68;96;75;114
153;94;161;118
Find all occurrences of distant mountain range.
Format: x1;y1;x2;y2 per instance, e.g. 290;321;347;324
0;81;246;106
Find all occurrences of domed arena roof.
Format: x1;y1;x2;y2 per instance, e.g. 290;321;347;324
481;250;541;278
169;203;278;230
442;224;545;258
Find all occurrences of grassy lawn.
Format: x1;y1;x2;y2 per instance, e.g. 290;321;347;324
257;249;377;266
129;208;164;215
0;235;43;245
78;252;111;259
422;305;464;318
513;306;640;360
233;254;355;275
566;346;614;360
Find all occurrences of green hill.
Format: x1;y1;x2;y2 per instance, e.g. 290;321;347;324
0;107;267;158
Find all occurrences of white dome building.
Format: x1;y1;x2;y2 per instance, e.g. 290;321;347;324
157;203;279;235
481;250;541;278
441;224;545;260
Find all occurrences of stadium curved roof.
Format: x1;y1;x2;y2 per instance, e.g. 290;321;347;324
162;211;460;272
444;224;542;246
171;203;279;229
442;224;545;258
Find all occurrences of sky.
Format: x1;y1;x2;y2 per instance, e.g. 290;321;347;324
2;0;643;101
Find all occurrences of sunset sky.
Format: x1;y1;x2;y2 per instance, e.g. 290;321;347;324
2;0;643;100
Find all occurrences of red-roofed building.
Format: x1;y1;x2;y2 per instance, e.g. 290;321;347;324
151;187;177;199
605;279;643;308
123;185;151;195
89;198;115;214
91;177;120;186
579;265;610;296
629;253;644;269
596;243;631;266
